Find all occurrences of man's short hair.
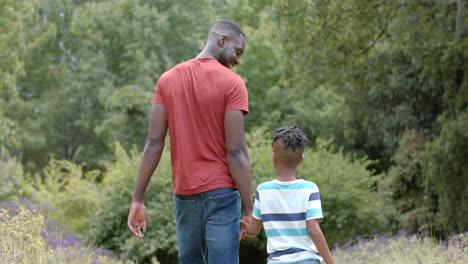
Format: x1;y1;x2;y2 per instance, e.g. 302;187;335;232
272;125;308;168
209;20;245;39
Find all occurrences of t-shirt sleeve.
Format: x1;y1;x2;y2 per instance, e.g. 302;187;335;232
252;189;262;220
306;187;323;220
225;75;248;115
153;74;166;105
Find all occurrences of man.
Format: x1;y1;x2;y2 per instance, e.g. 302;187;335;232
127;20;253;264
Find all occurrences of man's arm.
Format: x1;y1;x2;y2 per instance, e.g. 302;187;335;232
128;104;168;238
306;219;335;264
224;110;253;218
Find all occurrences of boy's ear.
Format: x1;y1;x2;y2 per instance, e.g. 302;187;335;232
298;154;304;165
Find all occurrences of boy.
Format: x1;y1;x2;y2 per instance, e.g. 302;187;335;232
241;125;335;264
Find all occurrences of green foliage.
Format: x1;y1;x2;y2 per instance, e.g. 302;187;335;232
88;142;176;263
34;158;102;236
420;112;468;235
0;117;22;159
233;15;283;130
271;0;464;172
0;0;29;97
384;111;468;236
0;200;126;264
96;85;153;150
301;139;394;245
0;208;51;263
0;158;34;200
384;130;435;233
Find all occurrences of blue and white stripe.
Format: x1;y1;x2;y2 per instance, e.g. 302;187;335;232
253;179;324;264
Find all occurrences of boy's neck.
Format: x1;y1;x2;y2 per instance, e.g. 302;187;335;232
275;167;298;182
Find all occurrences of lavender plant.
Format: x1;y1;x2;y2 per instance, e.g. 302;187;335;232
333;231;468;264
0;199;128;264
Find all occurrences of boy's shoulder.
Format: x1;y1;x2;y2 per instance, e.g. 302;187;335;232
256;179;319;191
256;180;276;190
300;179;319;189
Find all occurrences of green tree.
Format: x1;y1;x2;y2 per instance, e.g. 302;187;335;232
271;0;464;170
421;113;468;235
384;130;435;233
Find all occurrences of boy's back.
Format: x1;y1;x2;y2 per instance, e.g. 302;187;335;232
253;179;323;263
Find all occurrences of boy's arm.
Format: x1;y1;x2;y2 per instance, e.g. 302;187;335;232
241;218;263;240
306;219;335;264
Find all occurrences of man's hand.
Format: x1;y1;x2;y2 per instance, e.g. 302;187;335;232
127;201;147;238
238;215;252;242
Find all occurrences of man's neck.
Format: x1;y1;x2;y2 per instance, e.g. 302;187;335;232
197;46;217;60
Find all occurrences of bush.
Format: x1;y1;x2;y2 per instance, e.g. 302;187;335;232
0;199;124;264
420;112;468;235
301;138;394;245
33;158;102;237
88;142;175;263
0;158;34;200
384;130;435;233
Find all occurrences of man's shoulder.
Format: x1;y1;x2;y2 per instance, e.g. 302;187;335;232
162;59;193;75
162;59;241;79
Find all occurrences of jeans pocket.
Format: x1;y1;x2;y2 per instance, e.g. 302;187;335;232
174;197;198;230
208;190;240;224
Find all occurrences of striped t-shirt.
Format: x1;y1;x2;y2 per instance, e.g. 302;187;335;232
253;179;324;264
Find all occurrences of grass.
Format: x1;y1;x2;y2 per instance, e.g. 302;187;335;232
333;231;468;264
0;199;126;264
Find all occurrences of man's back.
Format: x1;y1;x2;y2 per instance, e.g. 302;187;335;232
153;58;248;195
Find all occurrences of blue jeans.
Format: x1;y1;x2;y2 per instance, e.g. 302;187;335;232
174;188;241;264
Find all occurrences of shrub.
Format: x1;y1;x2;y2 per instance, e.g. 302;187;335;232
88;142;174;263
0;158;34;200
301;138;394;245
420;113;468;235
0;199;123;264
33;158;102;237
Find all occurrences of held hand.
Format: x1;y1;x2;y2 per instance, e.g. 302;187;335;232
127;201;147;238
240;219;256;241
238;215;252;242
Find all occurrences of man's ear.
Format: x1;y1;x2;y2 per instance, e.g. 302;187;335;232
218;34;228;47
298;154;304;166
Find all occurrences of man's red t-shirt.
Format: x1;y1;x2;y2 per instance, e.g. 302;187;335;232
153;58;249;195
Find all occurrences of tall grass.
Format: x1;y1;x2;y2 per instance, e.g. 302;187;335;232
333;231;467;264
0;199;126;264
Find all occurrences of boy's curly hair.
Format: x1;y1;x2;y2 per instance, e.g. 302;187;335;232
272;124;308;152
